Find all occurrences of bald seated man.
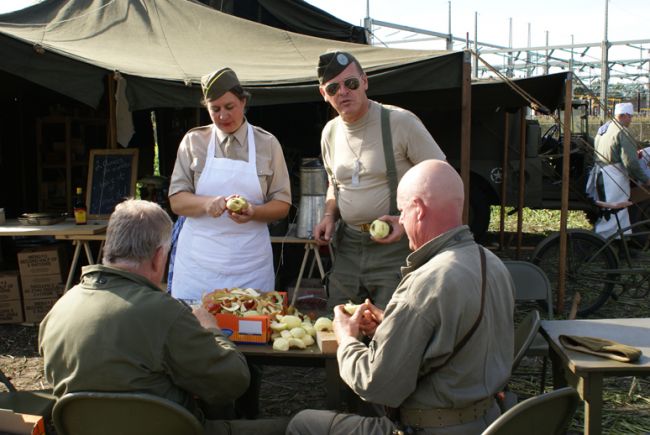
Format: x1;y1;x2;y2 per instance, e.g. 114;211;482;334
288;160;515;435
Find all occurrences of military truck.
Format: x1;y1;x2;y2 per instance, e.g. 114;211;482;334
388;73;594;239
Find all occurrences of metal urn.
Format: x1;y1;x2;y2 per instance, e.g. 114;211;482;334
296;158;327;239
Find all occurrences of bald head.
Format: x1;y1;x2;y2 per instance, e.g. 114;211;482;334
397;160;464;249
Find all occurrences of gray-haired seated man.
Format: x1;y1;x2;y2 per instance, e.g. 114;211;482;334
39;199;287;435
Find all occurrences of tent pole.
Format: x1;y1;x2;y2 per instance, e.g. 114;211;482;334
499;113;510;251
516;108;526;259
461;50;472;226
558;72;573;314
107;73;117;148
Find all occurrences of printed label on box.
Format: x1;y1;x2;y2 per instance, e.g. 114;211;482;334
18;245;67;278
0;271;20;301
23;298;58;324
0;299;23;324
239;319;264;336
21;274;64;299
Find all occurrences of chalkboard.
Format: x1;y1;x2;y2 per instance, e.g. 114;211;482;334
86;149;139;219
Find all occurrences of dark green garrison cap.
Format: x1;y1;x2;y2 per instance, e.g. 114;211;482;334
317;51;359;84
201;67;241;100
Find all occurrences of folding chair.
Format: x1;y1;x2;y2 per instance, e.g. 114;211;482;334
482;387;580;435
0;368;56;418
499;310;541;411
503;260;553;393
52;391;203;435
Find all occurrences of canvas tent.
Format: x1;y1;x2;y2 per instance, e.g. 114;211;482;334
0;0;463;110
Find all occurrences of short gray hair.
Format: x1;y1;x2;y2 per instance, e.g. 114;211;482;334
102;199;172;267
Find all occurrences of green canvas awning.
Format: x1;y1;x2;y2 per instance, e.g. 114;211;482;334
0;0;463;110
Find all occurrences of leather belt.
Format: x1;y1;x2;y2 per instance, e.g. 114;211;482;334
399;397;494;428
346;223;371;233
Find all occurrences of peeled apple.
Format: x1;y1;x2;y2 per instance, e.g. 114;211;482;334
290;327;306;339
273;337;290;351
369;219;391;239
343;302;360;315
226;197;249;213
314;317;333;332
301;334;315;346
279;315;302;329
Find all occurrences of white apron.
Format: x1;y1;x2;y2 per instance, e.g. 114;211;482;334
171;124;275;300
594;163;631;239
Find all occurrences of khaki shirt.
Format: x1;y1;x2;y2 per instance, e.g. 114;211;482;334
321;100;445;225
169;120;292;204
39;265;250;412
595;121;648;183
337;226;515;409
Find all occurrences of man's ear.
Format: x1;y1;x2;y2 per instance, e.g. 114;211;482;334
318;85;328;101
152;246;167;275
413;197;426;221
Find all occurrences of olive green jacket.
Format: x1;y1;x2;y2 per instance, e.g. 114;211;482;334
39;265;250;413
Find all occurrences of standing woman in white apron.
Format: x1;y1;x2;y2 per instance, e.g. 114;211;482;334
168;68;292;301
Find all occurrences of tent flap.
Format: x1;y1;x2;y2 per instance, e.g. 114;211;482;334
0;0;461;109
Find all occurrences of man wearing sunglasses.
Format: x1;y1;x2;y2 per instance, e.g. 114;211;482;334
313;50;446;311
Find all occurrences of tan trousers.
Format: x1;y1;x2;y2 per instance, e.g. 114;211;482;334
286;403;501;435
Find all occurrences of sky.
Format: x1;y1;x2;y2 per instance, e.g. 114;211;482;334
304;0;649;84
304;0;648;49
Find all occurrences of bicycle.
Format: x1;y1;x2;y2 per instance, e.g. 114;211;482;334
530;200;650;317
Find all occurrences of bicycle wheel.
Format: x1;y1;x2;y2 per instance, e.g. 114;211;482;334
531;231;618;317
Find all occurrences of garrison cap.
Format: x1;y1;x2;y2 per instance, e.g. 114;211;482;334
317;51;360;84
201;67;241;101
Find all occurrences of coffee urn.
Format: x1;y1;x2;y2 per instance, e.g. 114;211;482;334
296;158;327;239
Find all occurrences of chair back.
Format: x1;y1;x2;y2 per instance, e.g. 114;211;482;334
513;310;541;372
503;260;553;317
482;387;580;435
52;391;204;435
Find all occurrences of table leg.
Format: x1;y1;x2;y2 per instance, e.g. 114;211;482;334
64;241;83;292
578;373;603;435
82;241;94;264
313;246;326;279
290;244;311;307
324;358;343;410
549;348;568;389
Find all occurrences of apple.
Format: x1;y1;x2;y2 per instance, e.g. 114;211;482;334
343;302;360;315
226;196;249;213
369;219;391;239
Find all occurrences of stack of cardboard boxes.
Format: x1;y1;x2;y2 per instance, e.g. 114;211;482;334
16;244;67;324
0;271;22;323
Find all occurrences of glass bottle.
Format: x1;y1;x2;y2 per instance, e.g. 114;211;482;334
73;187;87;225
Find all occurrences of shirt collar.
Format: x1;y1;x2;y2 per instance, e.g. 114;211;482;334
216;119;248;146
401;225;474;275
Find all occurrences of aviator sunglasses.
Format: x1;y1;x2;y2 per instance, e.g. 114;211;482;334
324;77;361;96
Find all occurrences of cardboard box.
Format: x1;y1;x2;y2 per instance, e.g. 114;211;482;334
17;244;67;278
0;409;45;435
0;271;20;301
22;298;58;324
0;299;24;324
216;313;271;344
211;291;287;344
21;274;64;300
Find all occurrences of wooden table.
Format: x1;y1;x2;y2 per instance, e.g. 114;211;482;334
541;318;650;435
51;229;333;297
237;343;341;409
0;219;108;292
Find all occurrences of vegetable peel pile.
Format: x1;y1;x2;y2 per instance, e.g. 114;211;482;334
202;287;285;317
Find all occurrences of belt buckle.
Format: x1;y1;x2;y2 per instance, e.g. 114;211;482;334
359;223;371;232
